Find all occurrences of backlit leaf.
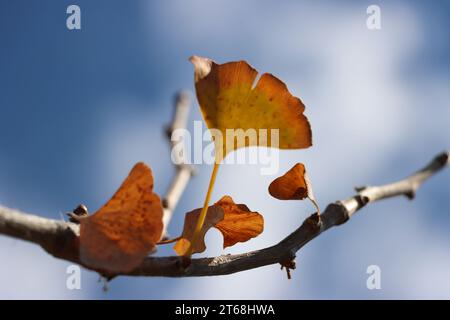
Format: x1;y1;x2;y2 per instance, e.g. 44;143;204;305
77;162;164;274
174;196;264;255
190;55;312;161
174;205;224;256
269;163;320;213
214;196;264;248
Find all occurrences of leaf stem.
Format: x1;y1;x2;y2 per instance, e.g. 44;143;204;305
156;236;181;245
186;162;220;255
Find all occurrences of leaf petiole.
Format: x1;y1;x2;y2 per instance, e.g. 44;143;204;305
156;236;181;245
186;161;220;256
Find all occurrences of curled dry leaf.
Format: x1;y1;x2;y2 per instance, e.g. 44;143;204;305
190;55;312;162
174;196;264;255
78;162;163;274
269;163;320;214
214;196;264;248
173;205;224;256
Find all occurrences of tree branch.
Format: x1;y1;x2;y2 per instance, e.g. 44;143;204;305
161;91;196;238
0;150;448;278
0;207;80;263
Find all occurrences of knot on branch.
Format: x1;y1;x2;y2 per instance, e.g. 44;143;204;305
325;202;350;226
280;257;296;280
436;151;450;166
304;212;322;231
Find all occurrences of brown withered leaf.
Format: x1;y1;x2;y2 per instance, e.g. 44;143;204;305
174;196;264;255
174;206;224;256
214;196;264;248
269;163;320;213
78;162;164;274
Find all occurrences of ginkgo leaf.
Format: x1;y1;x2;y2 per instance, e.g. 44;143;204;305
269;163;320;214
214;196;264;248
187;55;312;256
174;205;224;256
77;162;164;274
174;196;264;255
190;55;312;161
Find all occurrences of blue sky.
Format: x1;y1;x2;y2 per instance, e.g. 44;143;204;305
0;0;449;299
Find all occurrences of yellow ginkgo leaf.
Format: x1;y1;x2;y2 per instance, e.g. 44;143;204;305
186;56;313;256
190;55;312;161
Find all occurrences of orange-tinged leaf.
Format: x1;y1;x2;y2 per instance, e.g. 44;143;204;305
78;162;163;274
214;196;264;248
190;55;312;161
174;196;264;255
269;163;320;213
174;206;224;256
269;163;309;200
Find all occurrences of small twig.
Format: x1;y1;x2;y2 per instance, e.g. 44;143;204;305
280;259;296;280
0;151;448;278
161;90;196;237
